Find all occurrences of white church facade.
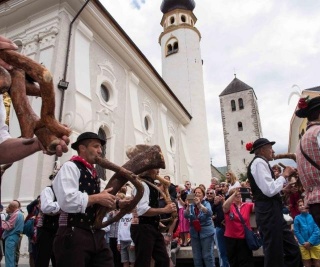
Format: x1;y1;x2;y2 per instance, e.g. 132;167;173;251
0;0;211;211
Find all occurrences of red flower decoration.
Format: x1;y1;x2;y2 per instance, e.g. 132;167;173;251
246;142;253;151
297;96;309;109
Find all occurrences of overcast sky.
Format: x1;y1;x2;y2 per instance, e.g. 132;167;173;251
100;0;320;167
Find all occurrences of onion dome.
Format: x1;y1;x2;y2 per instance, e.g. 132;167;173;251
160;0;196;14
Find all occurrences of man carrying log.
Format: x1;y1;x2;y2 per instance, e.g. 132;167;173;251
52;132;126;267
128;146;176;267
0;35;69;164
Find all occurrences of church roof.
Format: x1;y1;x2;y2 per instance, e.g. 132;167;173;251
219;77;253;97
160;0;196;14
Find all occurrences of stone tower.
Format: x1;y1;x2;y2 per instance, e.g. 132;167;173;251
159;0;211;183
219;77;262;176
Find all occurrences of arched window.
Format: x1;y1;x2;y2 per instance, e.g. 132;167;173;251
170;16;175;24
96;128;107;180
238;122;243;131
238;98;244;109
231;100;236;111
167;44;173;55
181;15;186;23
173;42;178;52
166;38;179;56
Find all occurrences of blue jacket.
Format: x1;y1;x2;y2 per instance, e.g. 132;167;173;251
2;210;24;239
184;200;215;239
294;212;320;246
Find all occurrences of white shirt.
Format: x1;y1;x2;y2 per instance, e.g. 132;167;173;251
40;186;60;214
117;213;134;244
132;181;151;216
52;161;89;214
250;157;286;197
0;95;11;144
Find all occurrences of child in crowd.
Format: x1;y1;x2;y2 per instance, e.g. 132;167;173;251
117;198;135;267
294;199;320;267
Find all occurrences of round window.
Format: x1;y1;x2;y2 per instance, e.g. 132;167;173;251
170;136;175;149
100;84;110;102
144;116;149;131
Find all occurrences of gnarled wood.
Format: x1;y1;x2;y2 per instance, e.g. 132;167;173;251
0;50;71;153
94;145;165;228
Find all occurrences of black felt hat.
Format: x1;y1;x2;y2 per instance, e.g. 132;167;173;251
295;96;320;118
71;132;106;150
249;138;275;154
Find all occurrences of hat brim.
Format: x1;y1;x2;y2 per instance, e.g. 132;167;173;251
71;138;106;150
249;141;275;154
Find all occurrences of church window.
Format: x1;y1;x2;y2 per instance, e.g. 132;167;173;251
144;116;149;131
170;16;175;24
173;42;178;52
231;100;236;111
166;38;179;56
96;128;107;180
181;15;186;23
239;98;244;109
100;84;110;102
238;122;243;131
170;136;175;151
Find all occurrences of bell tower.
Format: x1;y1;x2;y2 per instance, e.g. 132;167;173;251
159;0;211;183
219;76;263;175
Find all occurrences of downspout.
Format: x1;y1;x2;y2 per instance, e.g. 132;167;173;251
55;0;91;164
58;0;91;122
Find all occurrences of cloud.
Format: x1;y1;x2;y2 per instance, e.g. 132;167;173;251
130;0;146;10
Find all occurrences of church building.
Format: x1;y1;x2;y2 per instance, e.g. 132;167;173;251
0;0;211;211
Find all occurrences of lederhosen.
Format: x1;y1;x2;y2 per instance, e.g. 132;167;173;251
247;156;301;267
130;176;169;267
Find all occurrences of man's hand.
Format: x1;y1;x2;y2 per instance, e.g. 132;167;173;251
163;202;176;213
88;188;116;208
37;135;70;157
0;35;18;70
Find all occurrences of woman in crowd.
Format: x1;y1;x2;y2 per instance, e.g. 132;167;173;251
176;185;190;247
223;188;254;267
184;187;215;267
225;171;240;196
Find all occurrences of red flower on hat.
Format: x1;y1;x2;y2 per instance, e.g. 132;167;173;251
246;142;253;152
297;96;310;109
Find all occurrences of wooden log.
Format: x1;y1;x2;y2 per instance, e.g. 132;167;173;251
94;145;165;228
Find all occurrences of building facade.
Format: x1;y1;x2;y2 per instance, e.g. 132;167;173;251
219;77;262;176
0;0;211;205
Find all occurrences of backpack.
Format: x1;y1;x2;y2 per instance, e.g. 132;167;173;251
23;217;35;238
